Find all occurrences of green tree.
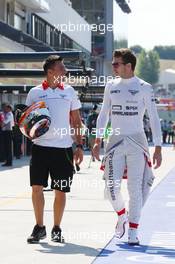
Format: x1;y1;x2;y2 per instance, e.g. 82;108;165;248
136;49;150;81
148;50;160;84
136;49;159;84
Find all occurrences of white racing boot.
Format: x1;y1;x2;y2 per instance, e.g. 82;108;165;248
115;213;128;239
128;228;140;245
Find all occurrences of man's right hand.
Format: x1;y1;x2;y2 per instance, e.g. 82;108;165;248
92;139;101;161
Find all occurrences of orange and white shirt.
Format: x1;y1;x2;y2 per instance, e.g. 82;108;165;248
26;84;81;148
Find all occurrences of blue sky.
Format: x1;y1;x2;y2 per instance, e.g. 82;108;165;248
114;0;175;50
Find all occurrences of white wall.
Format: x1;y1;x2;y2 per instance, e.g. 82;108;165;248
17;0;50;12
0;35;34;52
159;69;175;90
37;0;91;52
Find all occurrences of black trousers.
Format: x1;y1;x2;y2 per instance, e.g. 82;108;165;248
0;130;5;161
2;131;13;164
162;131;167;144
13;135;22;158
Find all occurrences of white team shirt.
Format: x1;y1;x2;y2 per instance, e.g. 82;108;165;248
26;84;81;148
1;111;14;131
96;76;162;146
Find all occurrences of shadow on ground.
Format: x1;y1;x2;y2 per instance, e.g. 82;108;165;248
37;242;101;257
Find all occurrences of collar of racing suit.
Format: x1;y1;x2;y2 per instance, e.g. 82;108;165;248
120;76;137;84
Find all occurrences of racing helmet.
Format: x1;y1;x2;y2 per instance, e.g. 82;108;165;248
17;101;51;139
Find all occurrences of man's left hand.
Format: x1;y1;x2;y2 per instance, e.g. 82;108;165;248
74;148;83;165
153;146;162;169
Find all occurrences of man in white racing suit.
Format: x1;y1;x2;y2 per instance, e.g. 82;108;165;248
93;48;162;245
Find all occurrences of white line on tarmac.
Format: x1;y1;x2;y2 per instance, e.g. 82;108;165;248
166;202;175;207
0;192;30;207
127;232;175;263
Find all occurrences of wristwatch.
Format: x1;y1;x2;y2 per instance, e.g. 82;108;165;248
76;144;83;150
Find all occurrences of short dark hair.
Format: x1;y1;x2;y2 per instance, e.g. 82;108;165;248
93;104;98;111
3;102;13;110
43;55;63;75
113;48;136;71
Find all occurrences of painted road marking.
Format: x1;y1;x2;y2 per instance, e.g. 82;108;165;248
167;195;175;198
127;255;175;263
127;232;175;263
93;166;175;264
166;202;175;207
0;192;30;207
148;232;175;247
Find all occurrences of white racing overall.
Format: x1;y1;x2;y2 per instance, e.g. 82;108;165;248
96;76;162;224
103;133;154;224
